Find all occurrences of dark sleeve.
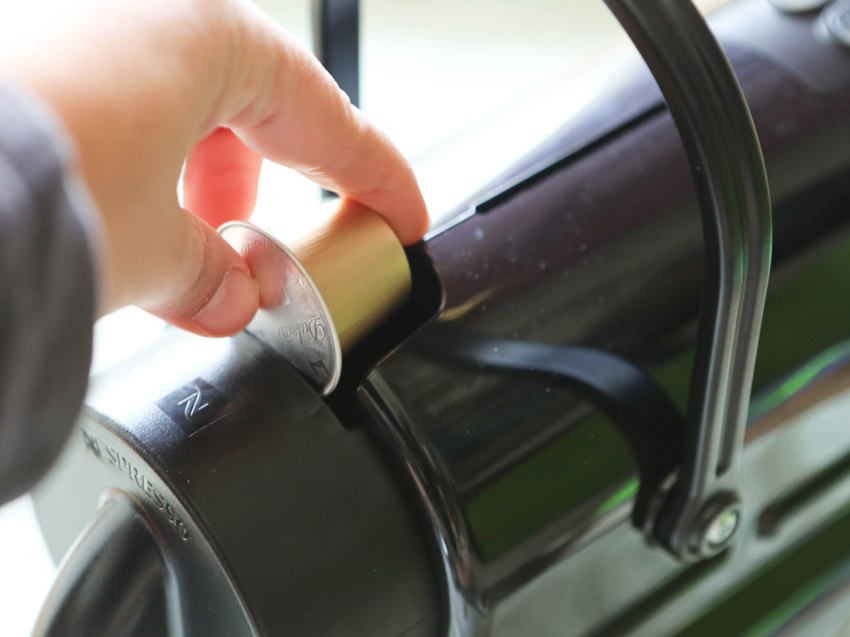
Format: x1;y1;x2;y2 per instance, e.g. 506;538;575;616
0;82;98;506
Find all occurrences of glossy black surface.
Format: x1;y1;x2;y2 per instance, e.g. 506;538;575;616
353;0;850;632
602;0;773;561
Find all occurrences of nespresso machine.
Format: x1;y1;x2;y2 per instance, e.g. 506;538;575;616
30;0;850;634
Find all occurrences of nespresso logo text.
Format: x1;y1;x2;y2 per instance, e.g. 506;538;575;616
81;430;190;541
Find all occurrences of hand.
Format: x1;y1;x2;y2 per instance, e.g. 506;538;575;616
1;0;428;336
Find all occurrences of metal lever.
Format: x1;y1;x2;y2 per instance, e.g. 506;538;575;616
603;0;772;560
307;0;771;559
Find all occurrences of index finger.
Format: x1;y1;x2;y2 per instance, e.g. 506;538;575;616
225;23;429;246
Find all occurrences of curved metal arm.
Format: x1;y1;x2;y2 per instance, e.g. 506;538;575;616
603;0;772;560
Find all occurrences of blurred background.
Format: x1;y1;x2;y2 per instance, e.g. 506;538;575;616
0;0;721;633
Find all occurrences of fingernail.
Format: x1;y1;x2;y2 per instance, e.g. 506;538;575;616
193;268;259;336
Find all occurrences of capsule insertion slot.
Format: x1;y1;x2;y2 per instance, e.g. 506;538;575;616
220;222;343;394
220;202;413;395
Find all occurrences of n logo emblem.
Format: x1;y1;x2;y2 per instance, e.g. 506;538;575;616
156;378;233;435
177;388;209;419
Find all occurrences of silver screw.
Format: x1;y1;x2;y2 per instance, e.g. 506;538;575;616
704;507;739;549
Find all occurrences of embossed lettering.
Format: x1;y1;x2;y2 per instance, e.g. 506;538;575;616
80;431;190;541
81;430;101;459
278;317;327;344
105;446;120;468
309;360;329;375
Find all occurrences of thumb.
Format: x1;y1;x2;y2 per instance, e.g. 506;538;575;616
134;208;260;337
